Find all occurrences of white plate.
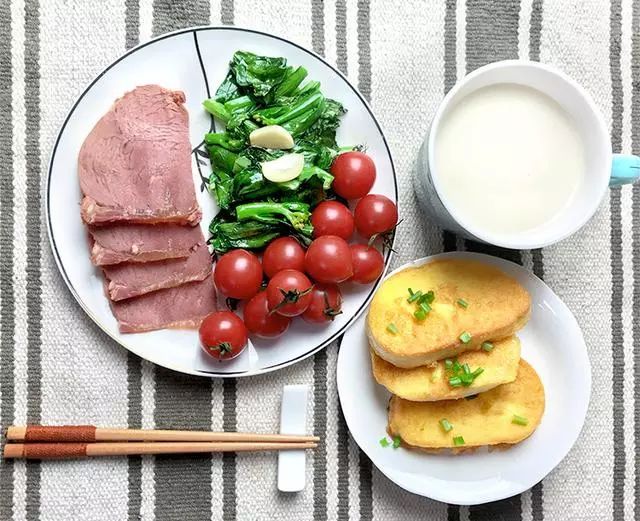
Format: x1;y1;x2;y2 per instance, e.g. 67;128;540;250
46;27;397;377
337;252;591;505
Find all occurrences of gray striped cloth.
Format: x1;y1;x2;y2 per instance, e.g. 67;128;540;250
0;0;636;520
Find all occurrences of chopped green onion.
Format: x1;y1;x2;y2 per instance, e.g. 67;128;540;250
386;323;399;335
439;419;453;432
408;288;414;295
419;302;432;313
452;360;462;373
471;367;484;378
407;290;423;303
444;359;453;369
392;436;401;449
449;376;463;387
460;373;473;386
481;341;494;352
414;309;427;321
418;290;435;305
462;363;471;375
456;298;469;309
459;331;472;344
379;437;390;447
512;414;529;426
453;436;465;446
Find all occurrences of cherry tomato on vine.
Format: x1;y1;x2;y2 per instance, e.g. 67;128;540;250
243;291;291;338
266;269;314;317
214;249;263;300
262;237;306;279
353;194;398;238
311;201;354;240
350;244;384;284
304;235;353;284
302;283;343;324
330;151;376;200
199;311;248;361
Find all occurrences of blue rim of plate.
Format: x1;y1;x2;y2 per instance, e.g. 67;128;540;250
45;25;399;378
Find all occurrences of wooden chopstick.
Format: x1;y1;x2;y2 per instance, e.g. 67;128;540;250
3;441;317;460
6;425;319;444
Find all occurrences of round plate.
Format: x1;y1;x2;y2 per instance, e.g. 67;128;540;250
47;27;397;377
337;252;590;505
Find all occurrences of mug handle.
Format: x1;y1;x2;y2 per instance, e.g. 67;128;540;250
610;154;640;186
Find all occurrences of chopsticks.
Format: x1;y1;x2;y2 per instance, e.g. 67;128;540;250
3;425;318;460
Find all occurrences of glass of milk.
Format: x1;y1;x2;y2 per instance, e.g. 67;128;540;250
415;60;640;249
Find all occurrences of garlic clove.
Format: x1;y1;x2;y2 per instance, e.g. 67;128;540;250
249;125;295;150
261;153;305;183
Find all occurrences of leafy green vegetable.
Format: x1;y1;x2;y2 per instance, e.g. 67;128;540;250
230;51;289;101
203;50;350;253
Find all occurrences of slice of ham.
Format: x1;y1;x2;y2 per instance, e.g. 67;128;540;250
88;224;203;266
111;275;217;334
79;85;201;226
103;243;212;301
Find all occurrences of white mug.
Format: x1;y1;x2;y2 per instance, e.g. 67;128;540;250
414;60;640;250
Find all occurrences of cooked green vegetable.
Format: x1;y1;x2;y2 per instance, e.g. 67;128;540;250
203;51;350;254
209;201;314;254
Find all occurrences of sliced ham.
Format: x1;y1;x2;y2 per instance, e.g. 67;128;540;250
103;243;212;301
111;275;217;334
79;85;201;226
88;223;203;266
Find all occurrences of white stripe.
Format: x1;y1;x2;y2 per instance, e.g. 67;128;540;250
210;380;223;520
521;249;534;273
210;0;222;25
620;183;635;521
620;5;635;520
521;488;534;521
12;462;26;521
139;0;154;42
38;2;129;520
456;0;465;78
323;0;338;66
10;0;27;518
518;0;533;60
234;0;313;48
347;435;359;519
539;4;614;519
325;346;340;521
621;0;633;155
140;361;156;521
345;0;359;85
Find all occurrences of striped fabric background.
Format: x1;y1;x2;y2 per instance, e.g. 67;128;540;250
0;0;637;519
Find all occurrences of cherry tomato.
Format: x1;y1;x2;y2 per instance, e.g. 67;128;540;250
311;201;354;240
262;237;306;279
243;291;291;338
302;283;343;324
330;151;377;199
266;269;314;317
199;311;248;360
214;249;263;300
304;235;353;284
350;244;384;284
353;194;398;238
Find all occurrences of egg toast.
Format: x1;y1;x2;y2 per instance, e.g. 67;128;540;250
387;359;544;451
371;336;521;401
367;259;531;368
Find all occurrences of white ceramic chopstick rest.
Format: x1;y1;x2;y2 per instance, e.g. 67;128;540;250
278;384;309;492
